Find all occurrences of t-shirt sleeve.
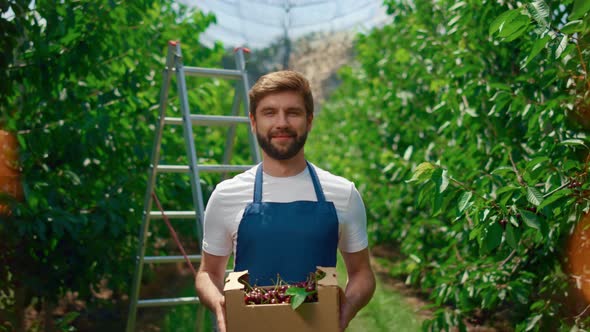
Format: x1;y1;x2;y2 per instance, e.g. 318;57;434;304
338;183;368;253
201;187;233;256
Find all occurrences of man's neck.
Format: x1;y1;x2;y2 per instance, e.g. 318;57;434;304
262;153;307;177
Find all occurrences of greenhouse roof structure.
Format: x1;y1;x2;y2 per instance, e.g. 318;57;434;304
178;0;391;49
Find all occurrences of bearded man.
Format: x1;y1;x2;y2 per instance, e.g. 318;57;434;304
195;70;376;332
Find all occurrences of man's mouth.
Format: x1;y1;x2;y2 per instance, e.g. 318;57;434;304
271;131;295;140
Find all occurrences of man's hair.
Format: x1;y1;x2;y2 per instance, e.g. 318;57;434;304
249;70;314;117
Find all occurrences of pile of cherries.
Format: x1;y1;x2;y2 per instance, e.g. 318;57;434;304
242;273;321;305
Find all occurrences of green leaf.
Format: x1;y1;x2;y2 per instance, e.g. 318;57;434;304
498;186;520;206
56;311;80;328
525;314;543;331
285;287;312;310
483;221;503;253
530;300;546;311
489;9;521;35
60;31;81;45
522;35;550;68
570;0;590;20
555;35;569;59
560;138;589;149
491;166;514;175
64;170;81;186
520;209;541;230
432;168;449;193
498;15;530;39
560;20;584;34
526;186;544;206
538;189;573;209
407;162;436;183
505;25;529;42
496;185;520;196
449;1;466;11
526;0;550;27
403;146;413;160
525;156;549;172
469;226;482;241
505;223;521;249
432;191;443;214
458;191;472;213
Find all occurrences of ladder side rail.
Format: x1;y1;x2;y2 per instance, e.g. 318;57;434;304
126;42;177;332
221;84;243;180
173;43;206;243
235;48;261;163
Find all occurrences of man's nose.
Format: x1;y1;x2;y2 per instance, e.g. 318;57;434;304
275;111;289;127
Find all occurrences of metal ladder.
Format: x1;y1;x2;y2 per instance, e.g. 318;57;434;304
126;41;261;331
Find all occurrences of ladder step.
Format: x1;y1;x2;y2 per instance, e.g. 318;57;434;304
183;66;242;80
144;255;201;264
165;115;250;126
137;296;200;308
149;211;196;219
157;165;253;173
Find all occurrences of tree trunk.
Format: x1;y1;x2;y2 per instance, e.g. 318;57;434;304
43;298;56;332
12;282;26;332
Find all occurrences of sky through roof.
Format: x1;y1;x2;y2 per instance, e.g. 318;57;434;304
179;0;391;49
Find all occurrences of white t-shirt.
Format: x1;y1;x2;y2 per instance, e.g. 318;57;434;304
202;163;368;257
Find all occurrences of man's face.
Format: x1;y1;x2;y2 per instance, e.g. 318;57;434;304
250;91;313;161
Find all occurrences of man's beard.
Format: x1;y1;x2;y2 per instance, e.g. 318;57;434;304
256;129;308;160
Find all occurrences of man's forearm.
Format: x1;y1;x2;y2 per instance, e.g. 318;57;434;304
196;252;230;332
341;268;376;328
195;270;224;312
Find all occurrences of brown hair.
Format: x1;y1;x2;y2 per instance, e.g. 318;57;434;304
248;70;314;117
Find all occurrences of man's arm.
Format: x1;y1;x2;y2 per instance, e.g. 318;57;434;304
195;252;230;332
339;247;376;331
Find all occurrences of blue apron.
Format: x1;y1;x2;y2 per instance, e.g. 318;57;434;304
234;161;339;286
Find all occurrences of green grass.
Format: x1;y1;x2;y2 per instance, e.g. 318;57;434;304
337;253;424;332
160;254;424;331
160;286;213;332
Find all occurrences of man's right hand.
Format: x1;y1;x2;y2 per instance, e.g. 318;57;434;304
195;252;230;332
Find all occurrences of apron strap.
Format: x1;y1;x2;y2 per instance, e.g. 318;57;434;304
254;163;263;203
306;161;326;202
253;161;326;203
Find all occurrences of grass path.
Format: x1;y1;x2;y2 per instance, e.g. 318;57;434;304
337;253;424;332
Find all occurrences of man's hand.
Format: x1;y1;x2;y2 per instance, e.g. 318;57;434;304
195;252;230;332
339;248;376;331
338;289;353;331
214;296;227;332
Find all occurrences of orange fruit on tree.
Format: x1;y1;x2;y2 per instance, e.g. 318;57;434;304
567;212;590;304
0;130;23;215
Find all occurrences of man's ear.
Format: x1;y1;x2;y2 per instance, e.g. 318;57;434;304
249;112;256;132
307;113;314;131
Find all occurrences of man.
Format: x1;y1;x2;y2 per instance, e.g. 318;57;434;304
195;70;375;331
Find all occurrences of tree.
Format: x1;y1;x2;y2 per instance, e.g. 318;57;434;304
0;1;232;330
308;0;590;330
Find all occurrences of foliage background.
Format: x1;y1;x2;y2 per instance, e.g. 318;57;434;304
0;0;249;330
2;0;590;331
308;0;590;330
